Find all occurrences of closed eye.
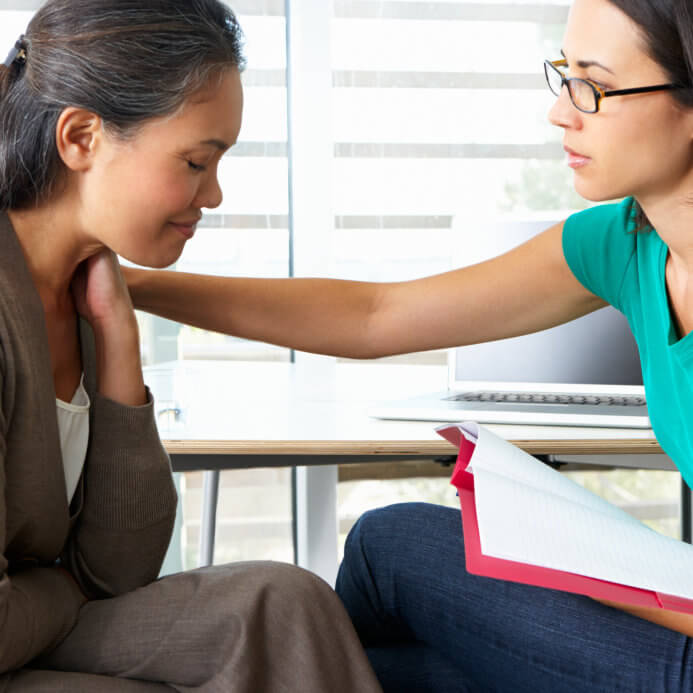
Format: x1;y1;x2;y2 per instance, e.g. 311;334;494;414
187;160;207;172
580;75;609;90
561;60;610;90
565;69;609;91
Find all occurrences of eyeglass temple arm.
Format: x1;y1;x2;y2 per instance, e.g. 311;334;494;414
603;84;681;97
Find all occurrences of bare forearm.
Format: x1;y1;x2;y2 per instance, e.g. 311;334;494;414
92;314;146;406
598;598;693;638
125;225;599;360
127;269;390;359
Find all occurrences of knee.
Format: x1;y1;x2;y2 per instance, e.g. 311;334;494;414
339;503;421;583
245;561;337;608
183;561;339;620
344;504;402;558
344;502;451;559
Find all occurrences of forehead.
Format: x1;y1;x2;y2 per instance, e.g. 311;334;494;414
141;67;243;147
563;0;660;77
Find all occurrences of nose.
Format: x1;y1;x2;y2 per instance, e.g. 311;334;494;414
196;171;223;210
547;85;582;131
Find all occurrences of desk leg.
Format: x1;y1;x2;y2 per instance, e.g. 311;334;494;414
295;465;339;586
682;476;692;544
199;470;220;567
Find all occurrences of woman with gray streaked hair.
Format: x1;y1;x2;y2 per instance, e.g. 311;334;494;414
0;1;382;690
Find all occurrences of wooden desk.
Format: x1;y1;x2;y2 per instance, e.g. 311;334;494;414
144;360;672;584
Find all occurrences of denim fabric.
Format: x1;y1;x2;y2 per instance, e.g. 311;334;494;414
336;502;693;693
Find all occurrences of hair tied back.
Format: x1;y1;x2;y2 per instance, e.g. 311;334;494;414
3;35;27;69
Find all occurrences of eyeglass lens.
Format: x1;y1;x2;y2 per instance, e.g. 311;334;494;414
544;62;598;113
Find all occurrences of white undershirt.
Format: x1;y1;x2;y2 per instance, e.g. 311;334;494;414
56;374;90;503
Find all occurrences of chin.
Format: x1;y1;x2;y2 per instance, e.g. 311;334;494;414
121;247;184;270
572;175;623;204
149;254;182;270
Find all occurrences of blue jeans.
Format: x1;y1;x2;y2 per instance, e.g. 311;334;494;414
335;502;693;693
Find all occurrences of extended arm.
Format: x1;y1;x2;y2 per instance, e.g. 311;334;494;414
126;223;607;359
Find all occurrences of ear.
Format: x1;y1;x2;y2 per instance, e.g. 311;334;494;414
55;107;104;172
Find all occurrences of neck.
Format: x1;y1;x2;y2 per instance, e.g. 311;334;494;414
637;193;693;274
7;198;102;310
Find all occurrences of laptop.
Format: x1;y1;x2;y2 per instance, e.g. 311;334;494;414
368;215;650;428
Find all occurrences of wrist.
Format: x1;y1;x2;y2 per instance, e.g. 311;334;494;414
92;318;147;407
90;307;140;346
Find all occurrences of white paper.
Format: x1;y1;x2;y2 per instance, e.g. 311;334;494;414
452;422;693;600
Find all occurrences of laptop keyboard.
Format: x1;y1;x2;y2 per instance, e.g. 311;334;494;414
446;392;646;406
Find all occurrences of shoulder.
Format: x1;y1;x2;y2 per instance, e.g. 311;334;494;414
561;198;638;311
0;212;46;418
0;212;30;307
563;197;636;243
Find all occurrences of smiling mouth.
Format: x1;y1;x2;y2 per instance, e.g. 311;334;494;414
169;221;198;239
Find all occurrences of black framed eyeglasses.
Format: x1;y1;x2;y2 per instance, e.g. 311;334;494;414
544;58;682;113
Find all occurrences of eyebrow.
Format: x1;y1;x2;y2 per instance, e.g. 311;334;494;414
200;138;230;150
560;49;614;75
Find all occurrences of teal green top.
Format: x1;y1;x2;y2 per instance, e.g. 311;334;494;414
563;198;693;484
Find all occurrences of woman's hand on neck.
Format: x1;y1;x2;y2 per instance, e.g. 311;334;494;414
71;250;146;406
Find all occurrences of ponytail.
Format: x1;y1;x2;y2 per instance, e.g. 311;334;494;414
0;65;11;102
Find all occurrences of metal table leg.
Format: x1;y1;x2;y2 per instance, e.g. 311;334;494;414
199;470;220;567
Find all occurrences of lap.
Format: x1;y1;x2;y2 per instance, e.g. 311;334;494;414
336;502;693;693
1;669;172;692
33;561;380;693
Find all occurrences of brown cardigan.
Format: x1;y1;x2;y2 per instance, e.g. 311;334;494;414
0;212;177;673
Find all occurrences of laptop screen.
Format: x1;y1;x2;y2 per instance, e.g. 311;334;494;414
450;215;643;387
453;305;643;386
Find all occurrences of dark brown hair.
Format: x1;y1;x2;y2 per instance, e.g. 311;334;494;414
0;0;245;211
606;0;693;230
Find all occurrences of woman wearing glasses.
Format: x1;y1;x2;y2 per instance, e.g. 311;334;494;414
127;0;693;690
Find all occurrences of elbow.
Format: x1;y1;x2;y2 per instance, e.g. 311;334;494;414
351;284;398;359
354;330;401;359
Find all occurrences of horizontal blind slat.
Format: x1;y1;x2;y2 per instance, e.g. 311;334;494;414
333;1;569;22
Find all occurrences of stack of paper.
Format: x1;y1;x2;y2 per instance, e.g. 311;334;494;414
437;422;693;614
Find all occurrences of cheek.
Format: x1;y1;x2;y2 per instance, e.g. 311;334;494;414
621;112;692;187
125;173;196;222
575;107;690;199
97;155;196;219
610;101;691;165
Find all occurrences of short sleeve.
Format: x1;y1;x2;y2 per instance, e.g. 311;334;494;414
562;198;638;313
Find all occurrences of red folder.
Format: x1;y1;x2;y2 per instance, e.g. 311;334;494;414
436;423;693;615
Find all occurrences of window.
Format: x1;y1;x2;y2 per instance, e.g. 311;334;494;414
141;0;291;365
327;0;589;365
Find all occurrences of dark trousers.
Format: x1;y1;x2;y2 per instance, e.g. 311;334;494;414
336;502;693;693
